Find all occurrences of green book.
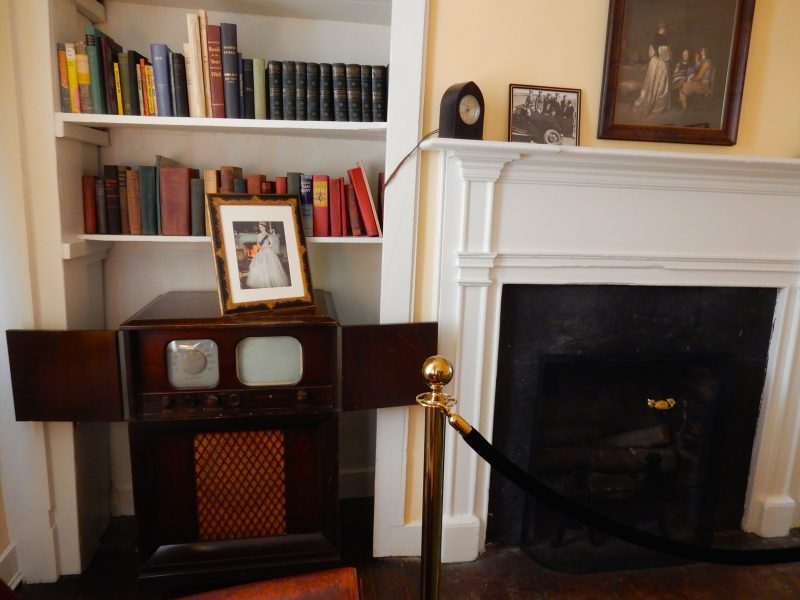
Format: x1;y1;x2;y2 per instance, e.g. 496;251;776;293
190;177;205;236
253;58;266;119
117;52;132;115
138;166;157;235
84;24;106;114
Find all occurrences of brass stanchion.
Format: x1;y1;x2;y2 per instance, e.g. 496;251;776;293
417;356;456;600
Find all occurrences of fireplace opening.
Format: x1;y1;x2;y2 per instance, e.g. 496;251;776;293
489;284;777;572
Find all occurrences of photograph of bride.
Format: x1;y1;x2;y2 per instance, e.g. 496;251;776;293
236;221;292;290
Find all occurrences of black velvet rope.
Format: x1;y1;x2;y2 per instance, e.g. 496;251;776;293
461;427;800;565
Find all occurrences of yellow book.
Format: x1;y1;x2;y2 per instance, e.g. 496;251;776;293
75;42;93;114
113;61;123;115
145;64;157;116
64;42;81;112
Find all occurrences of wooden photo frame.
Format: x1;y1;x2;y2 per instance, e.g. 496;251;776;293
597;0;756;145
509;84;581;146
206;193;313;314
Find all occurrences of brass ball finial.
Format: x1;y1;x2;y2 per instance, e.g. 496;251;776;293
422;355;454;390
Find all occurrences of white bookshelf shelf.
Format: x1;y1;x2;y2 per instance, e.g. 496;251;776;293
55;113;388;145
76;234;382;244
73;0;105;23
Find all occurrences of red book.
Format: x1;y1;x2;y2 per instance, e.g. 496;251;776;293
159;166;200;235
338;177;346;236
220;165;242;193
275;176;287;194
346;161;381;236
329;177;343;236
344;183;362;236
126;169;142;234
246;173;265;194
260;181;275;193
205;24;226;118
82;175;97;233
312;174;330;236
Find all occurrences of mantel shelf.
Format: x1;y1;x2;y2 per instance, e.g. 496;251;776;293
55;113;387;145
78;234;382;245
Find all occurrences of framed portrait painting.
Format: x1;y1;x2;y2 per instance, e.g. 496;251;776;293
508;84;581;146
206;193;313;314
597;0;756;145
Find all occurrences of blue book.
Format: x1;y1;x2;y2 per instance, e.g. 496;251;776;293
220;23;239;118
299;174;314;237
150;43;173;117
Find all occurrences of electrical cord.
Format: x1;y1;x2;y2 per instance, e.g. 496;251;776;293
383;129;439;188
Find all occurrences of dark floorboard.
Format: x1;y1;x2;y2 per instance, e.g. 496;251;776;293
13;499;800;599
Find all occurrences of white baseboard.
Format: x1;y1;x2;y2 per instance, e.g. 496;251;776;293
752;494;796;537
339;467;374;499
110;484;135;516
0;543;21;589
373;514;482;563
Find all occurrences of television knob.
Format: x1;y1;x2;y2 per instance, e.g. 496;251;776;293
228;394;242;407
205;394;219;408
160;396;173;410
296;390;309;403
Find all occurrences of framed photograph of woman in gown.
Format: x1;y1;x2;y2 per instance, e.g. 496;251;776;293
597;0;756;145
206;193;313;314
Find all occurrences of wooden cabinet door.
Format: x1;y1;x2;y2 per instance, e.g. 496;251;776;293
340;322;437;411
6;330;124;421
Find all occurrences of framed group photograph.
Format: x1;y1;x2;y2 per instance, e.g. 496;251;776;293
206;193;313;314
509;84;581;146
597;0;756;145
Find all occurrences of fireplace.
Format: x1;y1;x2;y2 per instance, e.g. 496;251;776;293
371;139;800;563
490;284;776;570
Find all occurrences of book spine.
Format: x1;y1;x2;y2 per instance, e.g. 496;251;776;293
242;58;255;119
64;42;81;112
275;176;287;194
220;23;239;118
135;64;146;115
113;61;123;115
312;174;329;237
95;177;107;234
99;36;120;116
138;166;157;235
253;58;266;119
306;62;320;121
118;52;132;115
160;167;198;236
168;49;177;116
339;177;347;235
238;53;244;117
299;174;313;237
329;176;342;237
83;26;105;114
295;61;307;121
126;169;142;235
268;60;283;119
203;169;220;194
360;64;372;122
118;166;130;235
332;63;348;122
344;183;362;236
281;60;296;120
150;44;173;117
345;63;362;122
372;65;387;121
56;43;70;112
204;26;225;119
126;51;142;115
190;177;205;236
172;53;189;117
245;174;265;194
220;166;238;193
145;64;156;116
233;177;246;193
198;9;212;118
346;163;380;236
82;175;97;233
104;164;121;234
186;14;206;117
319;63;333;121
75;43;93;113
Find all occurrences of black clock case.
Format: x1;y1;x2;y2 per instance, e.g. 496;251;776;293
438;80;485;139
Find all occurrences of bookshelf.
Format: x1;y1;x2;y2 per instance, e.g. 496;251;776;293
11;0;426;578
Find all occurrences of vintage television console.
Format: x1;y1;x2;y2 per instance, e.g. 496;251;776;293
6;290;436;589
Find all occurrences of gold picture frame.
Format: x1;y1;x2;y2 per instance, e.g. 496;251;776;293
206;193;313;314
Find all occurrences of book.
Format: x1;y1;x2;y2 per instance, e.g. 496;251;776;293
160;166;199;235
346;161;381;236
332;63;348;121
319;63;333;121
372;65;387;121
76;42;93;113
126;169;142;235
99;34;122;115
344;183;362;236
95;177;107;234
205;25;225;118
267;60;283;119
198;9;212;118
220;165;243;193
295;61;307;121
286;172;301;198
150;44;173;117
104;164;122;234
118;166;131;235
281;60;296;120
56;43;70;112
233;177;246;193
345;64;362;122
312;175;329;237
64;42;81;112
220;23;239;118
338;177;347;236
145;63;156;115
299;174;313;236
361;64;372;122
241;58;255;119
138;166;157;234
306;62;320;121
83;25;105;114
246;174;265;194
155;155;179;234
113;61;123;115
186;14;206;118
168;49;177;116
329;176;343;237
237;53;244;117
203;169;220;194
260;181;275;193
121;50;144;115
82;175;97;233
190;177;205;236
253;58;266;119
171;52;189;117
275;176;287;194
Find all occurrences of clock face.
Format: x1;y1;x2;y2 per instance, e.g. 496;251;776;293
459;94;481;125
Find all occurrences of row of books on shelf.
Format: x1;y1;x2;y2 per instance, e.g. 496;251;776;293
82;159;384;239
57;12;387;122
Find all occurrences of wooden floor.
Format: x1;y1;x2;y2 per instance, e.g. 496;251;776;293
13;500;800;600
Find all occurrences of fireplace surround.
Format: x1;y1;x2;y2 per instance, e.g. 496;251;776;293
372;139;800;563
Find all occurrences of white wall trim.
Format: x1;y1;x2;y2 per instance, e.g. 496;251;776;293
0;544;21;589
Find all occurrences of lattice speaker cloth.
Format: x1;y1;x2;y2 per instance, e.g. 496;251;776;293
193;429;287;541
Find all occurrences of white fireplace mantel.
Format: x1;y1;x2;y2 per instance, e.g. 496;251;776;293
373;138;800;563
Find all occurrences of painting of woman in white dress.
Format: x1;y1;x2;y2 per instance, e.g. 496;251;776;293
244;221;291;289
